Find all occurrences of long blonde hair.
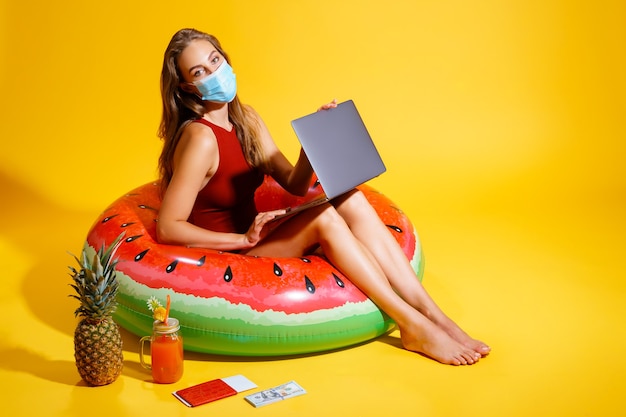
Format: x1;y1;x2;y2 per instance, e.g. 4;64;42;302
157;28;267;192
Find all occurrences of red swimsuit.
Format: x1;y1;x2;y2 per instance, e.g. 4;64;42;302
188;119;264;234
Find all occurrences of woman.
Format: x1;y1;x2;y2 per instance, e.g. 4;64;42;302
156;28;490;365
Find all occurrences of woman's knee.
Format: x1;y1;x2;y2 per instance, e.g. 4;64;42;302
334;189;369;211
287;204;346;241
333;189;378;225
308;203;345;228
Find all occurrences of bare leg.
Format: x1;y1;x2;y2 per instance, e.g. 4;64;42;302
247;204;482;365
333;190;491;356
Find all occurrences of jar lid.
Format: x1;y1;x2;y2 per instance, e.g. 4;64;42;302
152;318;180;334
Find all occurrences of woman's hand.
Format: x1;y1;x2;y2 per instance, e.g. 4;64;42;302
243;209;287;247
317;99;338;112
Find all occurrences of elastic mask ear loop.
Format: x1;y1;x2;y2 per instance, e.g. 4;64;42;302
178;81;202;100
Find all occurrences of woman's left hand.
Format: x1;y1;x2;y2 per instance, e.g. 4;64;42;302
317;99;338;112
243;209;288;248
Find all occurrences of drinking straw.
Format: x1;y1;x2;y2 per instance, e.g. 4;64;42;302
164;294;171;325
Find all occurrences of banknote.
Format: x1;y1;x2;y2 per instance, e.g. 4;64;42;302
244;381;306;407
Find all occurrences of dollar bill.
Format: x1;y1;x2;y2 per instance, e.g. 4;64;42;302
244;381;306;407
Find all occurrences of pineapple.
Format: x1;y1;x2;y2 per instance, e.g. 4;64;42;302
69;233;125;386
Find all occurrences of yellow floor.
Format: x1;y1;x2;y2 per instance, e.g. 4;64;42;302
2;171;624;417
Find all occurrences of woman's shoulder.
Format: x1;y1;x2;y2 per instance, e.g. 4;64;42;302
178;120;219;153
182;119;218;138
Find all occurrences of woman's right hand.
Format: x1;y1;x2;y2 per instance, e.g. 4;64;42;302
317;98;338;111
243;210;287;247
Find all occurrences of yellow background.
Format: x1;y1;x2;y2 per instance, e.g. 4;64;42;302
1;1;624;416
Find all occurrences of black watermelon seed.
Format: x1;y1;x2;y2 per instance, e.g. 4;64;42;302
120;222;135;228
224;265;233;282
166;260;178;273
300;257;311;263
333;273;345;288
305;276;315;294
273;263;283;276
197;256;206;266
125;235;142;243
101;214;118;223
386;225;403;233
134;249;149;262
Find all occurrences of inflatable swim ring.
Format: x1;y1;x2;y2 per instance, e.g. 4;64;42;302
83;177;423;356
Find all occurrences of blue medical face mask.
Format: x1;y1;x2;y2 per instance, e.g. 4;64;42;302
192;60;237;103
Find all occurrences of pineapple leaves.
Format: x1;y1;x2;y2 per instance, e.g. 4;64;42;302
68;232;126;319
93;253;104;280
100;232;125;273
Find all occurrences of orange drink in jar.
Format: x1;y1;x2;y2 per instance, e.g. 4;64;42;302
140;318;184;383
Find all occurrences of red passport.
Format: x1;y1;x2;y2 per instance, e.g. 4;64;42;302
172;375;257;407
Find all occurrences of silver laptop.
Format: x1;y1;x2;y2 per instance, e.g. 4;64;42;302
272;100;386;220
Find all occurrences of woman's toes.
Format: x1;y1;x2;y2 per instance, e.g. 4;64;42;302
478;344;491;355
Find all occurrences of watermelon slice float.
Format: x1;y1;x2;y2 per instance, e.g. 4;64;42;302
83;177;424;356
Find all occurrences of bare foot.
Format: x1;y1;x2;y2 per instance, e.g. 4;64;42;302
435;317;491;357
405;290;491;358
399;318;481;365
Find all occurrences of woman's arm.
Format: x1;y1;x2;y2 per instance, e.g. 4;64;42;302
251;100;337;196
251;109;312;196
